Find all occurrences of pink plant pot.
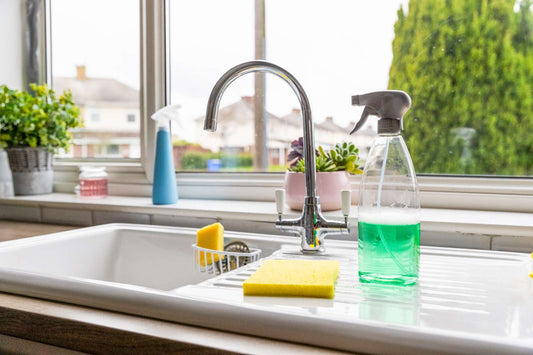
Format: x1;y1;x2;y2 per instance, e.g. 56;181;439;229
284;171;351;211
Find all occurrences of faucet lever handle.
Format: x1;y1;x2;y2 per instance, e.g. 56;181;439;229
275;189;286;216
341;189;351;217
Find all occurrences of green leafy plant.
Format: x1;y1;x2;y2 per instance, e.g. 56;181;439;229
318;142;361;174
0;84;82;152
288;138;362;174
291;155;337;173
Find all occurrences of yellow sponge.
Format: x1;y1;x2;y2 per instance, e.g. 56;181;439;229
196;222;224;266
243;259;340;299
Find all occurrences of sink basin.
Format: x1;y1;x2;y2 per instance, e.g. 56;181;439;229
1;224;203;290
0;224;286;291
0;223;532;354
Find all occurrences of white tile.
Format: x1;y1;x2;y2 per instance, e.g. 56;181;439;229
0;204;41;222
329;231;357;242
491;236;533;253
151;214;217;229
220;219;283;235
42;207;92;226
421;231;491;250
93;211;150;225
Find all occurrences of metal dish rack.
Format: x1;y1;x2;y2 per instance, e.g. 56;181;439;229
192;244;261;276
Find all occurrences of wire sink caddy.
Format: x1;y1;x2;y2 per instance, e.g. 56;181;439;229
192;242;261;276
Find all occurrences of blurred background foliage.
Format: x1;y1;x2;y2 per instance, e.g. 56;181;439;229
389;0;533;175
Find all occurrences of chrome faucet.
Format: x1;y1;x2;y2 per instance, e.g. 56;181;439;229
204;60;349;253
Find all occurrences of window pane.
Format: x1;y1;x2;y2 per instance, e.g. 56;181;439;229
51;0;140;159
169;0;259;172
169;0;533;176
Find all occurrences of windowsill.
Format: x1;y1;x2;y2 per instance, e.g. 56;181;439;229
1;193;532;253
52;164;533;213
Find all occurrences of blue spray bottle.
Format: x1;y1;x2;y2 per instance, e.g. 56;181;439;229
151;106;180;205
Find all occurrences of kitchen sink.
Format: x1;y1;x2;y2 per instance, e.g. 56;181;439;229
0;223;286;291
0;223;531;354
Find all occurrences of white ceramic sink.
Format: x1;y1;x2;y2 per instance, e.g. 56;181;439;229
0;223;532;354
0;224;288;291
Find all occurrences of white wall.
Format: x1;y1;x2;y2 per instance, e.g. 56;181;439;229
0;0;23;89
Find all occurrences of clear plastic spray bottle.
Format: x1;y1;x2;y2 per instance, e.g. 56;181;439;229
350;91;420;286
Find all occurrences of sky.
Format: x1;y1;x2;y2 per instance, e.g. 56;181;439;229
51;0;408;139
51;0;140;89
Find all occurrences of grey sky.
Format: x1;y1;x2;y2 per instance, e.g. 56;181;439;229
52;0;408;138
170;0;408;135
51;0;140;89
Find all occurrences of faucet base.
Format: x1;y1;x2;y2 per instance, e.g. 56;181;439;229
301;247;326;255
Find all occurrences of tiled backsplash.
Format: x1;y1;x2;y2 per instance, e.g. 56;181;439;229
42;207;93;226
0;203;288;238
0;205;41;222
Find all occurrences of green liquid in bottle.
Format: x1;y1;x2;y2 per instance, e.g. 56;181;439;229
358;222;420;286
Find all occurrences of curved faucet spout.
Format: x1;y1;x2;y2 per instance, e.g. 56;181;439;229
204;60;316;199
204;60;348;253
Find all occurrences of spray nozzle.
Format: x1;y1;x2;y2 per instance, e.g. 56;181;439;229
151;105;182;130
350;90;411;135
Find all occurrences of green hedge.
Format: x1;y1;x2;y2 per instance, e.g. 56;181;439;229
180;152;214;170
220;154;253;168
180;152;253;170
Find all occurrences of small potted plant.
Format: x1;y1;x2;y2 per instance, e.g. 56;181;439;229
285;137;362;211
0;84;81;195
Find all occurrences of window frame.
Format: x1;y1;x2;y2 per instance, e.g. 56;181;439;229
27;0;533;213
41;0;146;165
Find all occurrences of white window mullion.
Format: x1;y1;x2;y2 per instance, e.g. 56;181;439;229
140;0;167;183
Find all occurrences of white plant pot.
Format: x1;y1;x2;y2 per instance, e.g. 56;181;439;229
284;171;351;211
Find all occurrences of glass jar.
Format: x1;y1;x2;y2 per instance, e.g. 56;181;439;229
76;166;108;199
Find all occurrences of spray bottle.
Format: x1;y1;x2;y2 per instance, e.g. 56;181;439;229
151;105;180;205
350;90;420;286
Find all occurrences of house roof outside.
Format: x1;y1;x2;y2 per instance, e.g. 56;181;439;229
195;96;348;132
316;116;346;133
53;66;138;107
193;96;378;156
194;96;281;124
277;108;304;128
345;121;378;138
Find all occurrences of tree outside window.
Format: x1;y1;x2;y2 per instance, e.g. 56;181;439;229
389;0;533;175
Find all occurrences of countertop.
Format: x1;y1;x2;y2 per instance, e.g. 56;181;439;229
0;221;346;354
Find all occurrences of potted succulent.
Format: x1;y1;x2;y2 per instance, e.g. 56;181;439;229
0;84;81;195
285;137;362;211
